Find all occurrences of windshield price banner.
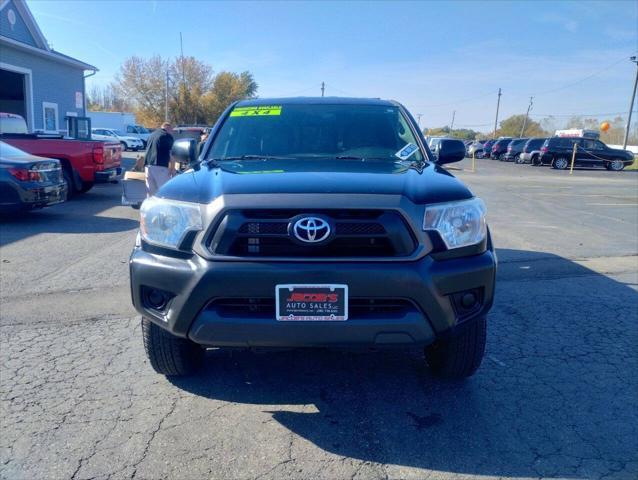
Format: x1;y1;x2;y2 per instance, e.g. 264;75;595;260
230;105;282;117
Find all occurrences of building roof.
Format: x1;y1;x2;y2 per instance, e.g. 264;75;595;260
0;0;97;71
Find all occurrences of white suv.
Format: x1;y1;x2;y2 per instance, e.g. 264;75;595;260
91;128;144;151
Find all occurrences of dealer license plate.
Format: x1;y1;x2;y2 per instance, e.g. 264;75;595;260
275;284;348;321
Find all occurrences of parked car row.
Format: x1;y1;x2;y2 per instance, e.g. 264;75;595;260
0;112;123;213
464;136;634;171
0;141;67;214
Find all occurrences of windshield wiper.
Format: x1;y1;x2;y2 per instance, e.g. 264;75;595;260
214;154;290;161
335;155;402;161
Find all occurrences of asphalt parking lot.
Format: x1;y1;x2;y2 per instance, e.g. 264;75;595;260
1;156;637;480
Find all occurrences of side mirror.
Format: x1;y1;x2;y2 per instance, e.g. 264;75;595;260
435;139;466;164
171;138;197;168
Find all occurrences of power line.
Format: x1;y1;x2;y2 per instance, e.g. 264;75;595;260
412;89;497;109
323;83;357;96
528;110;635;118
454;122;494;128
528;55;630;97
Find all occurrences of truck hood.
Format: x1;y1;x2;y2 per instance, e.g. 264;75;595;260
159;159;474;205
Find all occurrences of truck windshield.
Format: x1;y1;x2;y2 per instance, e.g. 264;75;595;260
0;116;28;134
208;103;425;162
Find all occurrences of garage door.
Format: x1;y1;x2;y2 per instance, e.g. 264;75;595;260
0;68;26;120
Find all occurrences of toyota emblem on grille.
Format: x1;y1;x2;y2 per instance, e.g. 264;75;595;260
292;216;331;243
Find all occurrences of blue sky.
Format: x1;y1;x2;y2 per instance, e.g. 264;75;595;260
28;0;638;130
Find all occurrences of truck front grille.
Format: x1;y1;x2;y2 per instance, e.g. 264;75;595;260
207;209;416;258
207;297;418;318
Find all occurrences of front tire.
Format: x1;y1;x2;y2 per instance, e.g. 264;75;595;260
62;167;75;199
514;154;522;164
553;156;569;170
425;316;487;379
607;160;625;171
120;141;128;152
142;317;203;376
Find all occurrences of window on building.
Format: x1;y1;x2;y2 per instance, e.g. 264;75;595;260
42;102;58;132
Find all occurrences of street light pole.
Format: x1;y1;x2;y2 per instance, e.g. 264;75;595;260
623;56;638;149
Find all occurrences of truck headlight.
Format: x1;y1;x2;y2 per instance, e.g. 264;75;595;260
140;197;203;250
423;197;486;249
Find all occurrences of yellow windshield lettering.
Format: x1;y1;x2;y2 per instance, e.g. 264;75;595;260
230;105;282;117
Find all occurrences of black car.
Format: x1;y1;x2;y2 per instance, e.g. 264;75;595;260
480;139;495;158
0;141;67;214
130;97;496;380
502;138;529;162
539;137;634;171
490;137;513;160
519;137;547;165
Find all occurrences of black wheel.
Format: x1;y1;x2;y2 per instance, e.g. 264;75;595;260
120;141;128;152
79;181;94;193
607;160;625;171
531;154;540;166
62;167;75;199
142;317;203;376
553;156;569;170
425;316;486;379
514;154;522;164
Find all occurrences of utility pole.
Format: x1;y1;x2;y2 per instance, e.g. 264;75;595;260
520;96;534;137
493;88;502;138
179;32;189;123
165;69;169;122
416;113;423;127
623;56;638;149
321;82;325;97
450;110;456;130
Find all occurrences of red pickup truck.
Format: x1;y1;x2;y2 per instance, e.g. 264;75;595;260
0;113;122;196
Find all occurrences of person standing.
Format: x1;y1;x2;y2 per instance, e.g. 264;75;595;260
144;122;175;196
197;129;209;157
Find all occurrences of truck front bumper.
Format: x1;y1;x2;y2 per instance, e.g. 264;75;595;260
130;245;496;348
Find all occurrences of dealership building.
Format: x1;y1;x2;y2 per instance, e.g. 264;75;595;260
0;0;97;133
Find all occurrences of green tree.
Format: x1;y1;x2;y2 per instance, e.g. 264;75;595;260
495;114;547;137
87;84;131;112
203;71;258;124
115;55;169;126
423;126;481;140
113;56;258;127
170;56;213;125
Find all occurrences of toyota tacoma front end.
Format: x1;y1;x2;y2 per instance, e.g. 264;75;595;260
130;98;496;379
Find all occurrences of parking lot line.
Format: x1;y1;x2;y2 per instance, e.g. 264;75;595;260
586;203;638;206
